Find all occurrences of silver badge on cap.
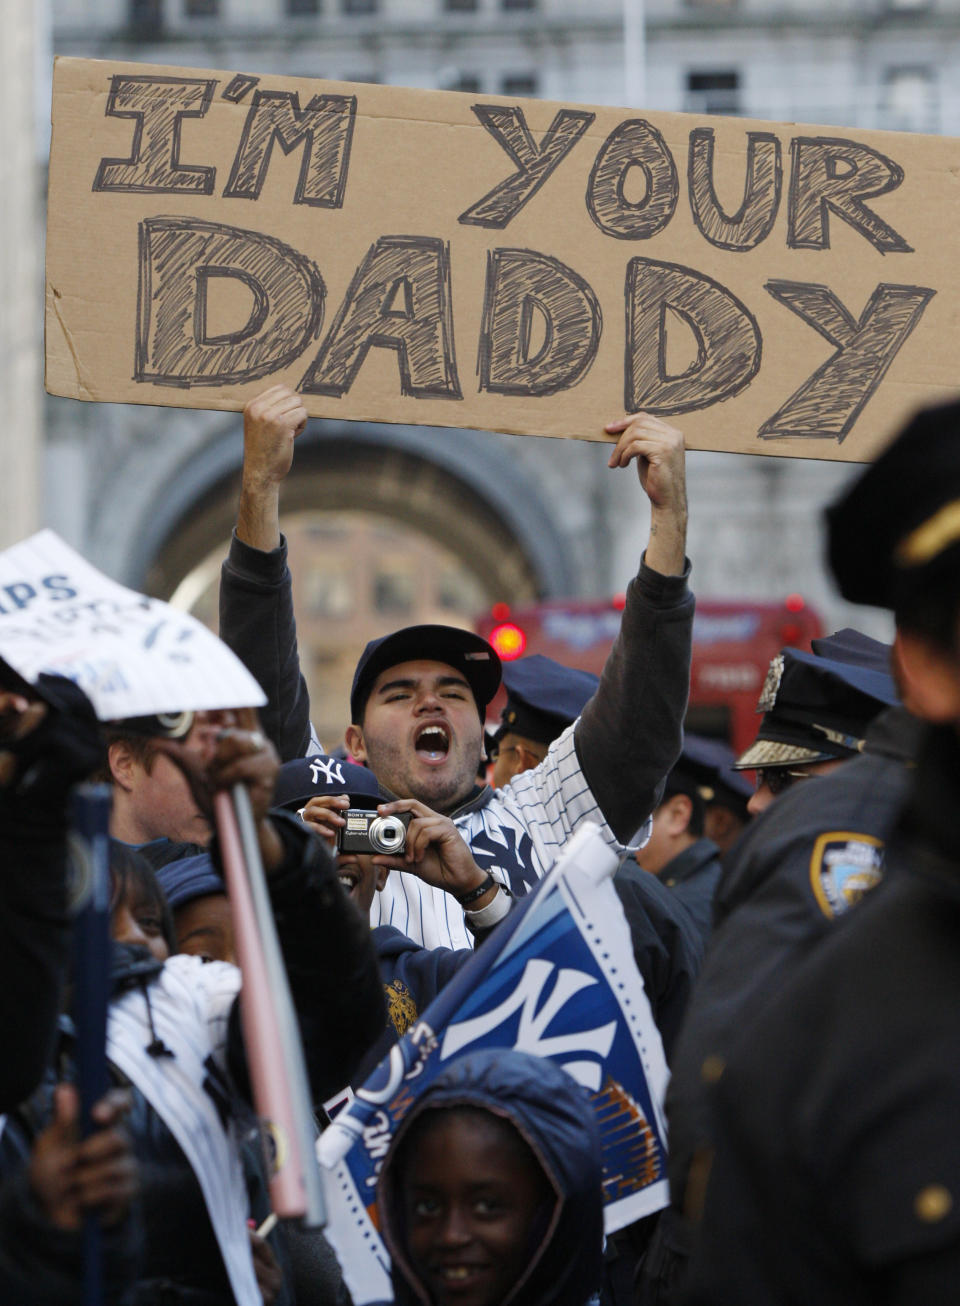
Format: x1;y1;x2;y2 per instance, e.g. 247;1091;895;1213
757;654;784;713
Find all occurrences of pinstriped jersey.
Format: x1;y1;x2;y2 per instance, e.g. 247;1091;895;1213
107;956;262;1306
369;722;628;949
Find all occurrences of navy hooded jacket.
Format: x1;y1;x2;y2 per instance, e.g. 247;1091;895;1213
376;1048;604;1306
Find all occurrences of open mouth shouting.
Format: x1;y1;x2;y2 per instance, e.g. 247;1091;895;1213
414;722;451;765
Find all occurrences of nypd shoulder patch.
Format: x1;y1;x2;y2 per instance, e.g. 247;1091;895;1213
809;831;884;919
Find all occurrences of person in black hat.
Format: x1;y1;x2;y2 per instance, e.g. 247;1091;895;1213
271;753;520;1084
219;386;694;953
733;645;899;815
634;753;723;947
639;629;911;1306
683;400;960;1306
678;734;753;857
487;655;600;790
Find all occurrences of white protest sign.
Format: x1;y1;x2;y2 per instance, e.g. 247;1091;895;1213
0;530;266;720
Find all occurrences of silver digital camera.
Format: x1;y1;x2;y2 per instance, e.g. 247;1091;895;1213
336;809;411;855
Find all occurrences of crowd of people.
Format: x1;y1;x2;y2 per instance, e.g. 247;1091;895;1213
2;381;960;1305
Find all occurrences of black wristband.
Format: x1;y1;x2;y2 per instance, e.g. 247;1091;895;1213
453;872;497;906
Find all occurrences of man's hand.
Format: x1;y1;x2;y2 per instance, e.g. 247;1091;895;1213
30;1085;137;1232
299;794;349;845
605;413;687;577
237;385;308;552
375;799;499;910
157;708;284;871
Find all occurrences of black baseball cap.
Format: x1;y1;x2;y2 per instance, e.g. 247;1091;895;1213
350;625;502;723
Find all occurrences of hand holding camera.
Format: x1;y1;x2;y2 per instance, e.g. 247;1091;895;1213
372;798;500;909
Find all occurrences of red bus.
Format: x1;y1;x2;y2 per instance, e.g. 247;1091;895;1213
476;594;823;757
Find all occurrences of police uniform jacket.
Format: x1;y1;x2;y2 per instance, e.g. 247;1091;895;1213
665;706;919;1223
656;837;722;948
684;722;960;1305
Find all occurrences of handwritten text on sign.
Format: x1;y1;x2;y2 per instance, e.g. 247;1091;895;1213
45;58;960;460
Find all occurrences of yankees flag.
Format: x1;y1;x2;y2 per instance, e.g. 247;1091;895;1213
317;822;670;1305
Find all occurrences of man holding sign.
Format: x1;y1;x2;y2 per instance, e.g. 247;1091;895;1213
219;387;694;949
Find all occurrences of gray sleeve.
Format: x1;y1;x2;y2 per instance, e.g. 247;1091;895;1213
574;554;694;844
218;531;313;761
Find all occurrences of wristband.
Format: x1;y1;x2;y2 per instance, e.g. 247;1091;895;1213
464;886;513;933
453;872;497;906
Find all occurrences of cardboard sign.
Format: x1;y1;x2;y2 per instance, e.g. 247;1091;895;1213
45;56;960;461
0;530;267;719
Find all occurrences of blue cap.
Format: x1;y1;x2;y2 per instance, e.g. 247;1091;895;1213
735;647;899;770
679;733;754;808
494;654;599;747
274;754;383;811
810;628;893;677
350;625;501;724
155;854;223;912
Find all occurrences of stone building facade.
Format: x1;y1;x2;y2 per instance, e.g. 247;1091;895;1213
37;0;960;733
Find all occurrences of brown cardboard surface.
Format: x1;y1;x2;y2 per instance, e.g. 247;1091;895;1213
45;55;960;461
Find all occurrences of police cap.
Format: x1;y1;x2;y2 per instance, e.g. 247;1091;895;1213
492;654;600;748
680;733;754;816
826;399;960;611
734;648;899;770
810;628;893;678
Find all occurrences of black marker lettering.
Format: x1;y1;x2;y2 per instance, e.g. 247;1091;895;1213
760;280;935;441
625;258;761;414
587;120;678;240
688;129;782;252
301;235;461;399
135;217;325;386
93;75;216;195
478;248;601;397
788;137;911;253
458;105;595;229
223;90;356;207
221;75;260;104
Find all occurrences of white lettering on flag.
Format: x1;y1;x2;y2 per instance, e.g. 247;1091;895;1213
441;958;617;1090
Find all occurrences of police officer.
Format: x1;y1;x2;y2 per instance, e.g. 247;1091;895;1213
487;655;599;790
638;636;905;1306
733;643;900;815
634;752;724;946
685;398;960;1304
679;734;753;857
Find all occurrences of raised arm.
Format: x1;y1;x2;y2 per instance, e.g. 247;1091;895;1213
575;414;694;843
218;386;314;760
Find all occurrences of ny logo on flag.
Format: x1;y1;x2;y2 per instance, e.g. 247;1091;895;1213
441;959;617;1091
